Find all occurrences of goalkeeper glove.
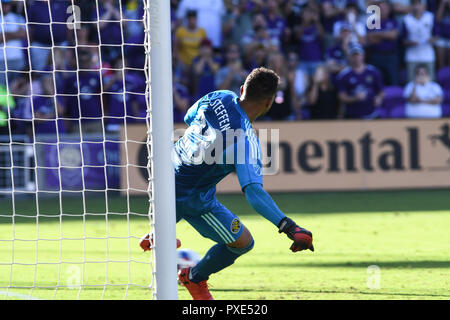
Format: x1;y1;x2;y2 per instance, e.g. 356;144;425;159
278;217;314;252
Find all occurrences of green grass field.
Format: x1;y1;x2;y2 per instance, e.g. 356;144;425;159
1;189;449;300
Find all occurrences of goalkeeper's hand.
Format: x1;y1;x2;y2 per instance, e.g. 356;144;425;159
278;217;314;252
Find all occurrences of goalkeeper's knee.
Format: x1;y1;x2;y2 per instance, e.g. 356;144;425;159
226;238;254;256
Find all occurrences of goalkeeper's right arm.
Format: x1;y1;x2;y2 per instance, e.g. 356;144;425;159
243;183;314;252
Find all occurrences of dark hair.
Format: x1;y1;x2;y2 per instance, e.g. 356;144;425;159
186;9;197;17
243;67;280;101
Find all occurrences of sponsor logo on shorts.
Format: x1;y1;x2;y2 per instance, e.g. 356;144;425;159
230;218;241;234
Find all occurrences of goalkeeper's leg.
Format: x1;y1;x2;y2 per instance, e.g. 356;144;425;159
182;202;254;284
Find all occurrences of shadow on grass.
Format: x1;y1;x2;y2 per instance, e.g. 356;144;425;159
258;260;450;269
211;288;450;298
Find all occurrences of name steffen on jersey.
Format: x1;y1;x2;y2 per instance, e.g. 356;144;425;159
210;98;231;132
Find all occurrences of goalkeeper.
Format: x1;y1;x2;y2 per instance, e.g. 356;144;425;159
144;67;314;300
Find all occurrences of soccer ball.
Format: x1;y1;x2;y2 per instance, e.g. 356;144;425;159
177;249;201;270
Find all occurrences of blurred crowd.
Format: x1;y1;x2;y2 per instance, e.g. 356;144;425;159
172;0;450;121
1;0;450;140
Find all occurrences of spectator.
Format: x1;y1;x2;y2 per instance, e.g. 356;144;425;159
176;0;226;49
10;72;44;135
173;74;191;123
73;25;92;47
124;0;144;39
52;47;75;95
32;76;66;137
103;59;143;131
264;0;288;48
190;38;220;102
93;0;125;63
366;0;400;85
435;0;450;70
0;0;27;87
295;6;325;78
390;0;412;24
333;2;366;45
263;53;298;120
286;51;309;116
62;49;102;135
215;44;247;96
404;64;443;118
222;0;255;48
282;0;310;30
325;22;352;81
308;65;340;119
124;30;145;71
402;0;436;82
320;0;346;48
244;43;269;72
174;10;207;67
26;0;70;72
171;0;182;32
336;43;385;119
172;50;189;90
241;13;279;55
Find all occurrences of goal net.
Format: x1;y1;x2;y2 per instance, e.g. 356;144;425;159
0;0;177;300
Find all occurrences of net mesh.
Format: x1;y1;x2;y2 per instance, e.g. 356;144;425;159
0;0;155;300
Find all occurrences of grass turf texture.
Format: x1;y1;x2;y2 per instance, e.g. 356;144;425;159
0;189;449;300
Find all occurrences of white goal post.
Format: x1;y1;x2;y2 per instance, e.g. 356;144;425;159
0;0;177;300
146;0;178;300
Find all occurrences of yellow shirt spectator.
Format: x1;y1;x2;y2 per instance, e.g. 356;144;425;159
174;26;207;67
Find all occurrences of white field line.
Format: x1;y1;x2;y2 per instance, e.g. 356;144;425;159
0;291;43;300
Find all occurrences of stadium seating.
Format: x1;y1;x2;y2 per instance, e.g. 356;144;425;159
382;86;405;118
442;104;450;117
389;105;406;118
437;67;450;91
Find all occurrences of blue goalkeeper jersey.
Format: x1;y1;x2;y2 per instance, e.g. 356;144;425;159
174;90;263;212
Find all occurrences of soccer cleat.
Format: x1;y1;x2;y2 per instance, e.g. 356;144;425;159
178;267;214;300
139;233;181;252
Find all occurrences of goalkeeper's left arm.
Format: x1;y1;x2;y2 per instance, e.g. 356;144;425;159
243;183;314;252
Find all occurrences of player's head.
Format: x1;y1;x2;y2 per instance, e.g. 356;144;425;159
240;67;280;120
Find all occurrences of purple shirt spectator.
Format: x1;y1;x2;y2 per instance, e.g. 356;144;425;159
32;96;65;135
27;0;69;45
265;15;287;43
366;19;399;53
336;65;384;118
105;92;136;124
298;25;323;62
320;0;346;33
191;55;221;102
92;1;123;45
124;32;145;70
435;11;450;39
64;71;102;121
325;43;347;84
326;44;346;66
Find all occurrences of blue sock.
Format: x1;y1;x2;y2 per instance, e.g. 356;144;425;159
189;240;254;283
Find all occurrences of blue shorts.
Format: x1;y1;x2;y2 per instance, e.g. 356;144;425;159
176;198;243;244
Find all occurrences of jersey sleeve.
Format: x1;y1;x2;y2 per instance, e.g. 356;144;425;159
234;128;263;190
184;99;202;126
